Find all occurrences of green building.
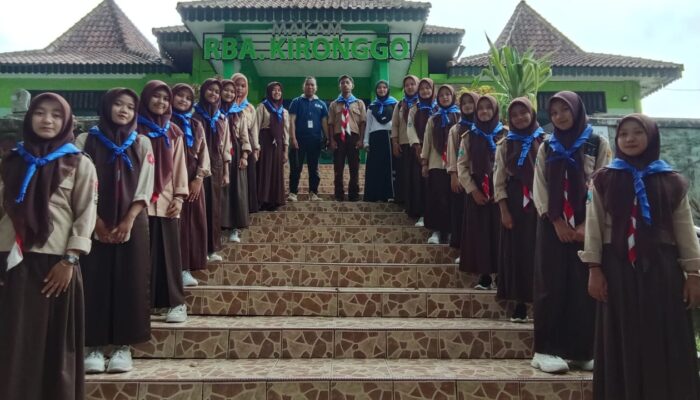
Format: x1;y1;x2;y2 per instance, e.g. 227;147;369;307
0;0;683;117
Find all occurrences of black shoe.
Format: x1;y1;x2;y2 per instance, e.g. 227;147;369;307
348;194;360;202
474;274;493;290
335;194;345;202
510;302;528;323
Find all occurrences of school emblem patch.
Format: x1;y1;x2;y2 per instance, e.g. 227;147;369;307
147;153;155;164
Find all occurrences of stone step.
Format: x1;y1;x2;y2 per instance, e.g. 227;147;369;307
185;286;516;319
133;316;532;360
238;225;429;244
85;359;592;400
193;262;474;288
277;201;402;212
248;211;415;226
217;243;459;264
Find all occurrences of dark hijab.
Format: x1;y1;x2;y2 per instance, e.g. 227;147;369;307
414;78;435;142
262;81;286;145
220;79;236;113
545;91;589;221
197;78;222;117
431;84;459;156
401;75;420;121
594;114;688;262
469;95;504;177
506;97;543;189
369;80;396;124
1;93;80;248
137;80;181;199
84;88;142;228
171;84;205;178
459;91;480;124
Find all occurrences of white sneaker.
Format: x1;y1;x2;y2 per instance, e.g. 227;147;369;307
415;217;424;227
229;230;241;243
531;353;570;374
84;348;106;374
569;359;594;371
427;231;440;244
207;253;223;262
166;304;187;323
107;346;133;373
310;193;322;201
287;193;298;202
182;270;198;287
454;257;460;264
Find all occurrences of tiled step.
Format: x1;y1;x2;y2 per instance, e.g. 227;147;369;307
185;286;517;319
217;243;459;264
248;211;414;226
133;316;533;360
238;225;429;244
193;262;474;288
85;359;592;400
277;201;402;212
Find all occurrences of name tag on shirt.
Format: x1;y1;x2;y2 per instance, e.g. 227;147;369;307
308;120;314;129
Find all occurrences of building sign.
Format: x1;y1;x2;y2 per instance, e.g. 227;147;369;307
203;22;412;61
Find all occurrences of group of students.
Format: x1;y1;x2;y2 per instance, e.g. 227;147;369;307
0;74;293;399
386;75;700;398
0;73;699;400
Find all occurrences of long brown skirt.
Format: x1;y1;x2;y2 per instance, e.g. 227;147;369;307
533;216;594;361
0;253;84;400
424;169;451;233
256;129;286;210
404;148;426;218
149;216;185;308
594;244;700;400
248;146;259;213
222;138;250;229
459;191;500;274
449;191;465;248
204;161;222;254
181;183;208;269
83;211;151;346
496;178;536;302
392;144;410;205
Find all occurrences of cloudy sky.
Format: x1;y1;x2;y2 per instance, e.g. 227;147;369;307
1;0;698;118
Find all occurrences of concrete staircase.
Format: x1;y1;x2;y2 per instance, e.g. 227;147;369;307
86;165;592;400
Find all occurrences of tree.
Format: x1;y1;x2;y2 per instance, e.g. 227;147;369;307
478;35;552;114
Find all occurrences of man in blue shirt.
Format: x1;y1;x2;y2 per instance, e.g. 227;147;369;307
288;76;329;201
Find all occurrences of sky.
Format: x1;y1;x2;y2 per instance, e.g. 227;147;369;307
0;0;698;118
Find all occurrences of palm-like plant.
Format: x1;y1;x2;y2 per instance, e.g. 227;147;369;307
478;35;552;114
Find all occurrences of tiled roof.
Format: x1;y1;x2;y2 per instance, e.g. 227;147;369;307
152;26;189;35
0;0;167;71
454;1;681;71
177;0;430;10
423;25;465;36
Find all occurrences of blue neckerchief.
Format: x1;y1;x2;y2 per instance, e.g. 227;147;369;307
370;96;398;115
194;103;221;135
14;142;81;203
459;117;474;130
436;105;460;128
402;93;419;110
335;94;358;109
546;124;593;168
223;99;249;116
418;99;437;114
607;158;675;225
263;99;284;121
137;115;171;148
88;126;138;170
507;127;544;167
471;122;504;153
172;111;194;148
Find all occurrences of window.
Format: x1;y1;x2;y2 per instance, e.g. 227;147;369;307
29;90;107;116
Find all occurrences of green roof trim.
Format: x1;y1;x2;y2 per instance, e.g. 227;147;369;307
178;7;428;23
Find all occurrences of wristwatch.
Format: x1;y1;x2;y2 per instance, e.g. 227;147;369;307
62;253;80;265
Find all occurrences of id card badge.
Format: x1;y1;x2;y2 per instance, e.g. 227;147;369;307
307;120;314;129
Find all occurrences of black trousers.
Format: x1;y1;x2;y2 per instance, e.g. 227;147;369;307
289;136;323;194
